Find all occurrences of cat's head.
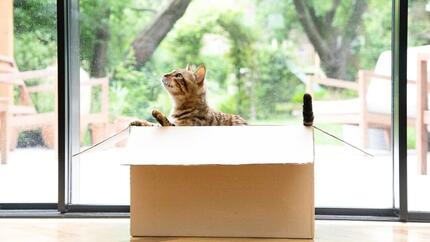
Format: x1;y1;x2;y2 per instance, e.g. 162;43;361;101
161;64;206;102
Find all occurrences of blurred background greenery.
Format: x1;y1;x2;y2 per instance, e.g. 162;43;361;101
12;0;430;132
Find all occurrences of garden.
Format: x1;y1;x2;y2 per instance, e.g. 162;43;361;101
11;0;430;148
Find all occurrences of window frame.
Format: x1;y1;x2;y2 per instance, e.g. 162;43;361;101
1;0;428;222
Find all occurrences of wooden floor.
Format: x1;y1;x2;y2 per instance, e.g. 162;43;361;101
0;219;430;242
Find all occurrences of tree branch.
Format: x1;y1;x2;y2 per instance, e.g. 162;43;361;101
90;9;111;77
130;7;157;13
340;1;368;51
307;4;323;31
324;0;341;26
292;0;330;58
132;0;192;67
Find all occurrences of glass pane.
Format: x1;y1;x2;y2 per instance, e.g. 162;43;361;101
309;0;393;208
407;0;430;212
73;0;393;208
0;0;57;203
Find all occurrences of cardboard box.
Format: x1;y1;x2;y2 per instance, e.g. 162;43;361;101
126;125;314;239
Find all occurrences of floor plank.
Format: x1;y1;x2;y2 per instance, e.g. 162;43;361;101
0;219;430;242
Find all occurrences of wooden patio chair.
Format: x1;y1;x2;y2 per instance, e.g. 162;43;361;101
416;53;430;176
0;56;109;164
307;45;430;175
0;55;47;164
0;97;10;164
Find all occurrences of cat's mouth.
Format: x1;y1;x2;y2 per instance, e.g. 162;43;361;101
162;77;173;88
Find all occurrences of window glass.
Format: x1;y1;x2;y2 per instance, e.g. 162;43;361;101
73;0;393;208
407;0;430;212
0;0;57;203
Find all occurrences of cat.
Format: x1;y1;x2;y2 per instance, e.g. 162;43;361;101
131;64;247;126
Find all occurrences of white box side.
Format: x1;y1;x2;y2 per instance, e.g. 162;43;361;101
124;125;314;165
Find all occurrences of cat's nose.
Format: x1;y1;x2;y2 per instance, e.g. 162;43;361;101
161;77;170;85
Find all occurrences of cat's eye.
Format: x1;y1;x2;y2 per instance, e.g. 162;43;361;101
175;73;183;78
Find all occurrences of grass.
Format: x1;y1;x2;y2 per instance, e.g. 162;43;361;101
313;123;343;146
249;117;344;146
252;118;419;149
408;127;416;149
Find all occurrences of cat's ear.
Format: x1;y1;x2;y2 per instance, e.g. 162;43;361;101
186;64;193;71
195;64;206;85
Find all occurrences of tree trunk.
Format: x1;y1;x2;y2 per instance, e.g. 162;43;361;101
132;0;192;67
90;23;110;77
293;0;367;80
323;43;349;79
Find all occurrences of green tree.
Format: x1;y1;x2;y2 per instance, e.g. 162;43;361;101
14;0;57;70
254;47;303;119
132;0;193;68
217;12;255;117
292;0;368;80
409;0;430;46
80;0;192;77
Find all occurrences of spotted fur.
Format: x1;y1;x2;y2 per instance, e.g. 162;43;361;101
131;64;247;127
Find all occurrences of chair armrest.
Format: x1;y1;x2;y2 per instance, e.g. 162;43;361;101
0;55;16;66
359;69;419;87
0;69;56;107
314;76;359;90
0;55;16;72
305;73;359;97
0;98;9;111
0;69;56;83
311;69;387;91
26;84;55;93
359;70;392;82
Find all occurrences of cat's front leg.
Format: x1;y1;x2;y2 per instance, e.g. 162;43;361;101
129;120;158;127
152;109;175;126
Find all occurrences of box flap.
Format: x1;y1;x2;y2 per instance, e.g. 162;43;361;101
124;125;314;165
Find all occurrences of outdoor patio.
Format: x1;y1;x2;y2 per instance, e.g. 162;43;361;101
1;140;429;211
1;0;430;214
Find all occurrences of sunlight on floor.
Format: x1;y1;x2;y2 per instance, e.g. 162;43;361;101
1;219;430;242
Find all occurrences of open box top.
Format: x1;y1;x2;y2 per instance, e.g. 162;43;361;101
124;125;314;166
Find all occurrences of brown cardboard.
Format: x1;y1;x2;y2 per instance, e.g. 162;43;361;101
127;238;313;242
128;126;314;239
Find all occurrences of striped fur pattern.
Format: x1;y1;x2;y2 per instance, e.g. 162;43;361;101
131;64;247;127
152;109;174;126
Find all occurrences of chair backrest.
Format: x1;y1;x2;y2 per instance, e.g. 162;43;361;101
0;55;38;112
0;55;16;72
366;45;430;117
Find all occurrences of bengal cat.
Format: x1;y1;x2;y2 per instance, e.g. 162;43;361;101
130;64;247;126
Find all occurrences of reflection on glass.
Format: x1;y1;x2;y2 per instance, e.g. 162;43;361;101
0;0;57;203
74;0;393;208
407;0;430;212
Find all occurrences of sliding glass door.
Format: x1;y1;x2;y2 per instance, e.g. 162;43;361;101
2;0;427;221
0;0;57;204
66;0;396;210
311;0;394;208
407;0;430;214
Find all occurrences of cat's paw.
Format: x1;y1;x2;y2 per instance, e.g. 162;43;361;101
152;109;174;126
151;109;163;117
129;120;155;127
